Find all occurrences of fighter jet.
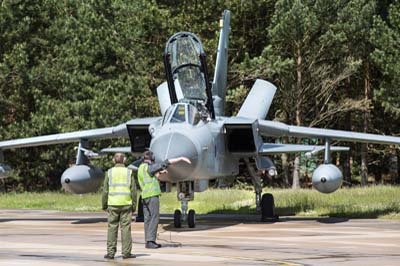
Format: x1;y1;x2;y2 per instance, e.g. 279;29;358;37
1;10;400;227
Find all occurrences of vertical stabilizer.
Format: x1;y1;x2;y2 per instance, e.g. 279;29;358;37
212;10;230;116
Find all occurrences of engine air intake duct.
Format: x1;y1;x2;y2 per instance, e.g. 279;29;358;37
127;125;151;153
225;124;256;153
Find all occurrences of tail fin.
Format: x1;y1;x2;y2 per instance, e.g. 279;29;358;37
212;10;230;116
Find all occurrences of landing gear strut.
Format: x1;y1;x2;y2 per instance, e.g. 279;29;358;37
245;159;277;222
251;174;262;212
173;181;196;228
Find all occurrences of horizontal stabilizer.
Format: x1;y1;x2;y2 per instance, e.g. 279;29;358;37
0;163;12;179
237;79;277;120
100;147;131;153
259;143;349;155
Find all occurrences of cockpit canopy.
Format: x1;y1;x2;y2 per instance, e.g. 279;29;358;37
162;103;201;126
164;32;215;119
165;33;207;101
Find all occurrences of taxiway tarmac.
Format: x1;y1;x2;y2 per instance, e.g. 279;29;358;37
0;209;399;266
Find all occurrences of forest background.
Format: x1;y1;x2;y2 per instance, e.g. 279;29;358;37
1;0;400;192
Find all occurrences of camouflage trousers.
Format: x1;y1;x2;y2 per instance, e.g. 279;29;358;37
107;205;133;256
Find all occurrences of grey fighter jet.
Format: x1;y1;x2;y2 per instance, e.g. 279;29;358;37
1;10;400;227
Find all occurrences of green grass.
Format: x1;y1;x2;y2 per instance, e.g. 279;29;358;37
0;186;399;219
272;185;400;219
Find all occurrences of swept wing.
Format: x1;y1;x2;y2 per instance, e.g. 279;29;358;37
0;117;160;150
258;120;400;145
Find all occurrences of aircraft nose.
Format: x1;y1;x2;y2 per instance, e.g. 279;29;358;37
151;132;198;179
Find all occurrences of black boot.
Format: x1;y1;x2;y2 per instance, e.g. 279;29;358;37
145;241;160;249
122;253;136;259
104;254;114;259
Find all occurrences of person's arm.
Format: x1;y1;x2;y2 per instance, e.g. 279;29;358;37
168;157;191;165
127;158;144;171
148;160;169;176
127;164;138;171
148;157;191;176
102;171;109;211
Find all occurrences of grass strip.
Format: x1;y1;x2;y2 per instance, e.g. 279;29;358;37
0;185;399;219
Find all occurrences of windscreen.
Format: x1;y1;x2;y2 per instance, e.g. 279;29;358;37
162;103;201;125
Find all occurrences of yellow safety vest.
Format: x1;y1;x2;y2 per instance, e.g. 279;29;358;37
137;163;161;199
107;166;133;206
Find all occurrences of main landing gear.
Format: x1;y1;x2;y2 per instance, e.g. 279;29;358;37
245;159;277;222
174;181;196;228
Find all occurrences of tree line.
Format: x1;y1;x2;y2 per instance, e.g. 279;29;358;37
0;0;399;191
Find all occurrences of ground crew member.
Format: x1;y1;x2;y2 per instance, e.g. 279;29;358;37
138;150;190;249
102;153;137;259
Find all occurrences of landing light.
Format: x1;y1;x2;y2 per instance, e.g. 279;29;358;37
178;192;185;200
268;169;277;177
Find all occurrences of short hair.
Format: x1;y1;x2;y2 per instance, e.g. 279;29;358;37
143;150;154;161
113;153;126;164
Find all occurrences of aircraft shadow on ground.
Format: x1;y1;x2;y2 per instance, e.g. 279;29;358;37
323;206;399;219
161;202;386;232
2;204;396;227
160;208;351;232
160;215;351;232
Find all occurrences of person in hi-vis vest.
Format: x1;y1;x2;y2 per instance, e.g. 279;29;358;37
138;150;191;249
102;153;137;260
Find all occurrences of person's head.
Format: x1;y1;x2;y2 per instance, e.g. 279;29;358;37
113;153;126;165
143;150;155;163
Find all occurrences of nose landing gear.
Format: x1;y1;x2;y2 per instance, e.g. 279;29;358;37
174;209;182;228
173;181;196;228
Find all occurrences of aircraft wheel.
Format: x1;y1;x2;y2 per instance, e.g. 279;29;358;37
261;193;276;222
188;209;196;228
174;209;182;228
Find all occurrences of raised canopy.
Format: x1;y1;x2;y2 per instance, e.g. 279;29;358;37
164;32;215;118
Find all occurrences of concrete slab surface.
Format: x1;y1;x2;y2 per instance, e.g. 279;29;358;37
0;209;399;265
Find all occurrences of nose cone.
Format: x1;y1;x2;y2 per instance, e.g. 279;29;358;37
151;133;198;180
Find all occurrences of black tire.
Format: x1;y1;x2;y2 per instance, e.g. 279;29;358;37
261;193;275;222
174;209;182;228
136;195;144;222
188;209;196;228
